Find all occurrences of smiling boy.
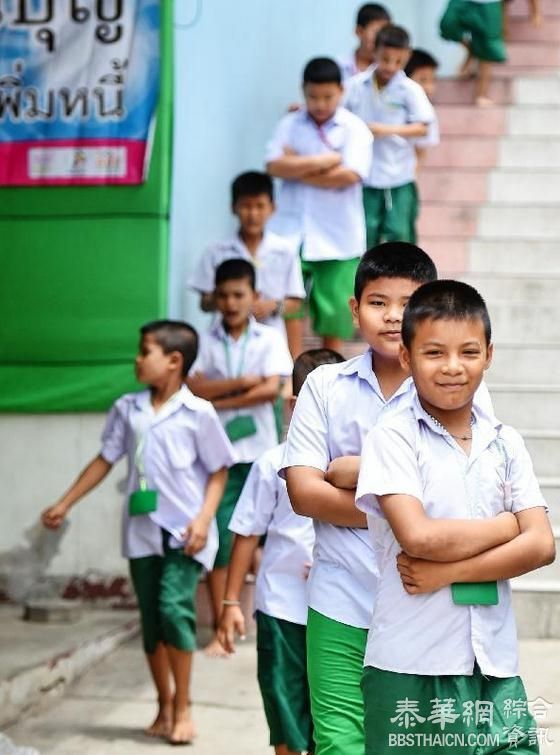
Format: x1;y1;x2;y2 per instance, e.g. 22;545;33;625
356;280;554;755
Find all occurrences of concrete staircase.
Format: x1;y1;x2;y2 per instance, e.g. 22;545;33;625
417;0;560;637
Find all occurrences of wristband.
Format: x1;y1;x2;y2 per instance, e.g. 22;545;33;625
222;599;241;607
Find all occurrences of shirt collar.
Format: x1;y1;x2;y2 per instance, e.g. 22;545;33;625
304;107;344;129
339;349;413;402
132;384;198;418
210;315;260;341
368;66;406;90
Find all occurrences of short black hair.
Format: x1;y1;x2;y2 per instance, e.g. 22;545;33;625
356;3;391;28
215;258;256;290
303;57;342;86
402;280;492;349
405;48;439;78
292;348;345;396
140;320;198;376
231;171;274;205
375;24;410;50
354;242;437;301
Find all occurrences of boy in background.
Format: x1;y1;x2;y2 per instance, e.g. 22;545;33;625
404;49;440;167
218;348;344;755
266;57;372;355
188;258;293;656
344;25;435;247
188;171;305;354
356;280;554;754
337;3;391;81
42;320;235;745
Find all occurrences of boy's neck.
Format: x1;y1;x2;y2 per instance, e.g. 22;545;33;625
224;318;250;341
370;352;409;401
150;377;183;411
419;398;474;438
239;228;264;256
355;48;374;71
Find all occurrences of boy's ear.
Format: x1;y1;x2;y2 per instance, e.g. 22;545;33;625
169;350;183;372
484;342;494;371
349;296;359;327
398;343;410;372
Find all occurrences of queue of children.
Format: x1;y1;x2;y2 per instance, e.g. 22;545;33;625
39;3;554;754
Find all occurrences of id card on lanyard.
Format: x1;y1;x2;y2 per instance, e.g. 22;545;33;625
223;330;258;443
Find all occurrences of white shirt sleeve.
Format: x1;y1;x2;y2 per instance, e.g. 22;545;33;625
262;329;293;377
229;453;277;536
188;244;217;294
414;115;440;149
405;79;436;125
265;113;296;162
189;335;213;376
499;426;548;514
280;369;330;476
341;112;373;181
284;248;306;299
356;419;423;518
100;398;128;464
194;404;235;474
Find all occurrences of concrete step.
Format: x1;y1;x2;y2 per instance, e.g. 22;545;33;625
468;239;560;274
512;584;560;639
439;106;506;136
508;0;560;17
478;205;560;239
418;237;468;276
418;204;478;238
508;106;560;136
504;42;560;71
434;78;512;106
485;343;560;384
463;272;560;299
490;385;560;430
507;17;560;42
540;478;560;519
490;304;560;341
514;76;560;106
418;169;487;204
489;170;560;204
498;137;560;168
522;432;560;478
423;136;498;169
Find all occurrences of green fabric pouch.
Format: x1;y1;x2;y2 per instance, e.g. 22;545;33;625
451;581;499;606
128;488;158;516
225;415;257;442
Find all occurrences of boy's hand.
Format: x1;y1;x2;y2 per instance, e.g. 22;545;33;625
496;511;520;542
314;152;342;171
325;455;360;490
397;552;453;594
368;122;391;137
252;297;278;321
240;374;262;390
217;605;246;653
183;515;210;556
42;502;69;529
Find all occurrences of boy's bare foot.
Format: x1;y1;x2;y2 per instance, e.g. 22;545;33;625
203;634;229;658
531;12;542;27
169;707;196;745
475;96;494;108
457;52;476;80
145;703;173;738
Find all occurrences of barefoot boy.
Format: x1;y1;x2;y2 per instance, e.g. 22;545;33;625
42;320;235;745
218;348;344;755
188;258;293;656
356;280;554;754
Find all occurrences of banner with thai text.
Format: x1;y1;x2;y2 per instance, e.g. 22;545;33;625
0;0;159;185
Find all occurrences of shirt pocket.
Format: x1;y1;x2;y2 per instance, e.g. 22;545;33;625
164;427;197;469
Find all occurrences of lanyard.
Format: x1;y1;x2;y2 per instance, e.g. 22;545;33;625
223;329;250;378
134;391;181;490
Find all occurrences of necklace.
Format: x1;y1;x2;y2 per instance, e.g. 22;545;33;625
425;412;475;441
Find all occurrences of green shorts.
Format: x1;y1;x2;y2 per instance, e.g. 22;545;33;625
129;530;202;654
301;257;360;340
256;611;314;752
440;0;507;63
214;462;252;569
363;182;419;249
306;608;368;755
362;665;539;755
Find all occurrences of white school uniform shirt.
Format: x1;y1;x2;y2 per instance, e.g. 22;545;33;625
229;442;315;625
100;385;235;570
187;232;305;336
344;67;435;188
356;395;548;677
280;350;496;629
266;106;373;262
190;318;293;464
337;52;360;82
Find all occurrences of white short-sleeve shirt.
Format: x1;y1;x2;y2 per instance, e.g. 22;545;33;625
344;67;435;188
280;350;497;629
100;386;235;569
337;52;361;82
190;318;293;463
187;232;305;336
266;107;373;262
356;395;548;677
229;442;314;625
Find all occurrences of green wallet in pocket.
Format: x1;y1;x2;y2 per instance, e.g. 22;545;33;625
129;489;158;516
451;581;499;606
225;415;257;443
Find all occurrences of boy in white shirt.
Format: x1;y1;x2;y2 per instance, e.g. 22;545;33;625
188;171;305;352
356;280;554;754
404;48;440;168
266;57;373;355
344;25;435;247
337;3;391;81
188;258;293;656
217;348;344;755
42;320;235;745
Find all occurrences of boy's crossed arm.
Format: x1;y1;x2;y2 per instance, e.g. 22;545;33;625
266;148;341;181
396;506;555;595
187;372;263;401
368;121;428;138
286;466;367;528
